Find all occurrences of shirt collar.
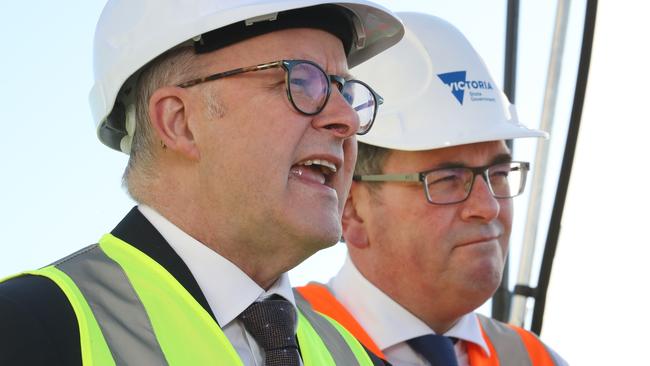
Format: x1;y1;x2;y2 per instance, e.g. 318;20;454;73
446;312;490;356
138;205;297;327
329;256;490;356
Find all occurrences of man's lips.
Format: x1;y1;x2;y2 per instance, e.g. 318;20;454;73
300;159;337;173
290;164;327;185
290;156;341;186
455;236;500;248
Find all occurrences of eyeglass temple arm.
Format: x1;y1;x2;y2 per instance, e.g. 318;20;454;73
178;61;283;88
353;173;421;182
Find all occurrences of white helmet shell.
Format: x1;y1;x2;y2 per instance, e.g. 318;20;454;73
354;12;548;151
90;0;404;152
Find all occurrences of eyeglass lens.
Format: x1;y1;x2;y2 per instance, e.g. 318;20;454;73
342;81;375;134
287;61;375;133
287;62;329;114
424;162;526;204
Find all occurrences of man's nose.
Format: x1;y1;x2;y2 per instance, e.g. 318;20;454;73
460;175;501;222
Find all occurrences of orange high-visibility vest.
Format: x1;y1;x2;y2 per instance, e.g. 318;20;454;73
296;283;560;366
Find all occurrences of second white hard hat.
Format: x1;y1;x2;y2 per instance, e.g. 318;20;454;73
354;12;547;151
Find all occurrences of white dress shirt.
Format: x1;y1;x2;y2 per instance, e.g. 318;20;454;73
139;205;299;366
329;256;490;366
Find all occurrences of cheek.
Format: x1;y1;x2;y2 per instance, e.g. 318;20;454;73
233;100;306;153
377;195;449;249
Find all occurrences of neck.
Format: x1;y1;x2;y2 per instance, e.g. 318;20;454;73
141;200;293;290
350;254;478;335
150;198;292;289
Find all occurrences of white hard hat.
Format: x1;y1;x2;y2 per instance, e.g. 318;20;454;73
90;0;404;153
354;12;548;151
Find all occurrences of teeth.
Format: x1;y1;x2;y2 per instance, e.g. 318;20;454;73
300;159;337;174
291;166;304;176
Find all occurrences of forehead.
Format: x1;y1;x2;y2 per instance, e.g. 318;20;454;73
385;140;511;170
196;28;349;73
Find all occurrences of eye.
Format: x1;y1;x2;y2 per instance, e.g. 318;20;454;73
427;170;466;192
488;165;512;186
490;169;510;178
429;173;460;185
289;77;309;90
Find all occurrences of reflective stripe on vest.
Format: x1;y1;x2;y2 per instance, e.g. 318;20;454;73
18;234;372;365
58;244;169;365
297;282;560;366
294;289;373;366
9;265;116;365
474;314;560;366
474;314;532;366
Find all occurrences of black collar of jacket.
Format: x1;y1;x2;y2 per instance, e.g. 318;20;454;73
111;206;217;324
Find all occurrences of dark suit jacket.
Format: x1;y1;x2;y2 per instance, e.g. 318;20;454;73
0;207;388;365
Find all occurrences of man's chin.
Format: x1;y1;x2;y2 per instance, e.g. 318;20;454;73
311;227;342;249
281;205;342;250
465;265;503;296
300;224;342;253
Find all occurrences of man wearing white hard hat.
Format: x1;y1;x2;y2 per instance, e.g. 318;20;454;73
0;1;404;364
297;12;567;365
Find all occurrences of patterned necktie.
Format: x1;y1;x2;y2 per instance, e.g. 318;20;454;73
239;297;301;366
407;334;459;366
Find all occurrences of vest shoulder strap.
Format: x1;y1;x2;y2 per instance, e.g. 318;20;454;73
475;314;559;366
34;236;243;365
506;323;561;366
18;265;117;366
294;287;375;366
296;282;386;360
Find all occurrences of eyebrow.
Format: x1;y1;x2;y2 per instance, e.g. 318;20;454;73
433;153;514;170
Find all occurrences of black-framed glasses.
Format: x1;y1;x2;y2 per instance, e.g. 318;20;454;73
354;161;530;205
177;59;383;135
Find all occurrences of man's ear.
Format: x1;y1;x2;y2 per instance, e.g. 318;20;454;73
342;182;369;249
148;86;200;160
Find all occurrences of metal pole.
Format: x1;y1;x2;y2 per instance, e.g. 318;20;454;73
492;0;520;322
509;0;572;327
531;0;598;335
503;0;520;106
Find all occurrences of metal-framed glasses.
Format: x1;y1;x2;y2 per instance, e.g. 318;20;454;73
177;59;383;135
354;161;530;205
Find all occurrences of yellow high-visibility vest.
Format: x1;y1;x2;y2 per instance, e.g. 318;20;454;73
5;234;373;365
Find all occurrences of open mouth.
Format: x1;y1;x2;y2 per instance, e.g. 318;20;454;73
290;159;338;185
